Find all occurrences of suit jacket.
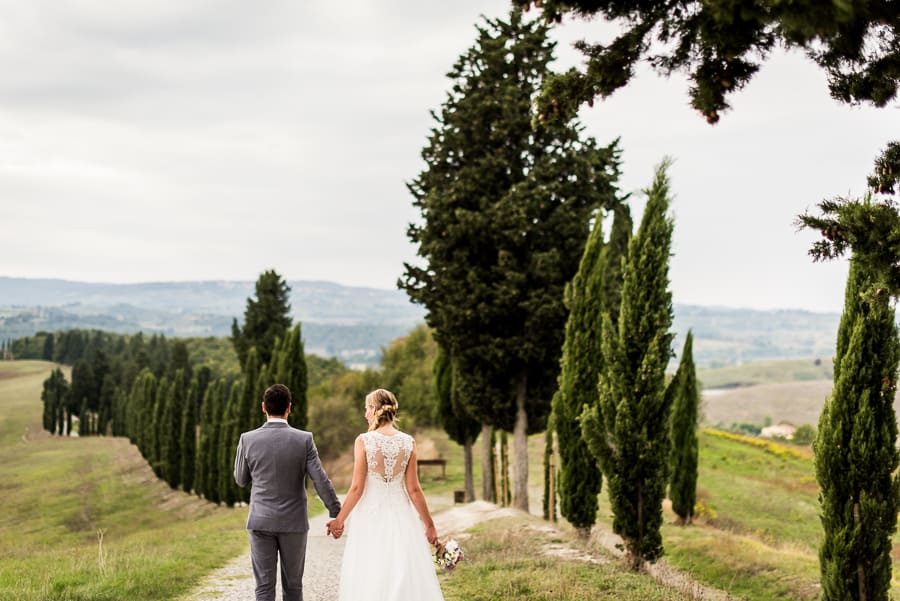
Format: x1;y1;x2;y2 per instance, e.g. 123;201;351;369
234;421;341;532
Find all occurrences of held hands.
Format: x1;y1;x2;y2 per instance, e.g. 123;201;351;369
326;519;344;539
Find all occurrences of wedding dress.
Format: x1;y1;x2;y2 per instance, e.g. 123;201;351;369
337;431;445;601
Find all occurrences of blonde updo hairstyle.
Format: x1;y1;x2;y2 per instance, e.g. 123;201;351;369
366;388;399;431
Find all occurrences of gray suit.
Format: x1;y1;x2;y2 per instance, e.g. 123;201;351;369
234;420;341;601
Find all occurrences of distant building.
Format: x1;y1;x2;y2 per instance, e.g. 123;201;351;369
760;423;797;440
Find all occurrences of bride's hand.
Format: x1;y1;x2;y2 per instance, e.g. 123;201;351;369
327;519;345;539
425;524;439;546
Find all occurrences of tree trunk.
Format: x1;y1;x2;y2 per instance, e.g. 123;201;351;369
481;423;495;502
513;371;529;513
464;434;475;502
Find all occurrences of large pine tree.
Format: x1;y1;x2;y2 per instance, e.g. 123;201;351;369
816;258;900;601
668;330;699;525
400;8;620;512
581;161;675;569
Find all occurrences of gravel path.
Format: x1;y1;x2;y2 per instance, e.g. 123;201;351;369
181;511;346;601
181;499;512;601
183;498;730;601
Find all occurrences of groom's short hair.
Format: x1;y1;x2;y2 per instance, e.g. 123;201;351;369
264;384;292;416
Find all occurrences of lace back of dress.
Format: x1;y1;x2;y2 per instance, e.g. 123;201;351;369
364;432;412;482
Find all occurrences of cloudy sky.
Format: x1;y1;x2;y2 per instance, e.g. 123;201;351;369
0;1;895;313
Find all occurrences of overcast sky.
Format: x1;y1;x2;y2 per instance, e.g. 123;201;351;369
0;1;895;313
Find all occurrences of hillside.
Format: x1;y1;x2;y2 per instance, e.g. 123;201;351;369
0;276;840;367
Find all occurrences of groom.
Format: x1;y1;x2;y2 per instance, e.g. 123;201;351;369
234;383;341;601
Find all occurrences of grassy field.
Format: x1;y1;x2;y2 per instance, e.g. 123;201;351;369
0;361;250;601
0;360;710;601
8;356;900;600
414;419;896;601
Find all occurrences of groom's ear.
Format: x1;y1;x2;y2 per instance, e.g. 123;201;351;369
261;401;267;415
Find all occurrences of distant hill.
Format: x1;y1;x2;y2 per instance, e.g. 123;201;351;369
0;276;840;367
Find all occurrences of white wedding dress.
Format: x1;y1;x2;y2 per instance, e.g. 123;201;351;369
337;431;445;601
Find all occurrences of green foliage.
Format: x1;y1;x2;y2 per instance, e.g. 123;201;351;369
668;331;699;524
434;347;480;447
554;208;614;531
41;368;69;435
306;354;347;388
308;369;381;460
815;259;900;600
518;1;900;124
380;324;439;429
581;160;675;568
799;142;900;298
231;269;292;367
400;8;621;444
793;424;816;446
180;377;199;493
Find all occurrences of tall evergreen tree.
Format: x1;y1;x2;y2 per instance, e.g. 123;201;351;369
42;334;54;361
553;211;608;536
400;8;620;512
668;330;699;526
816;258;900;601
219;380;243;507
600;203;633;328
270;325;308;429
581;161;675;570
434;348;480;502
41;368;69;435
180;377;199;494
231;270;292;367
150;376;169;478
197;378;224;501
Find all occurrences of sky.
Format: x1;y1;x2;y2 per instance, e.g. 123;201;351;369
0;1;895;313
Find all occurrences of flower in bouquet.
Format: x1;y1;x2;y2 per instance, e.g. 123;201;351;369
433;538;464;571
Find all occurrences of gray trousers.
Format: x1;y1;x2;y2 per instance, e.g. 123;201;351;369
248;530;309;601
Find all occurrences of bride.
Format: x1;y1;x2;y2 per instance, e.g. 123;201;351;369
327;389;445;601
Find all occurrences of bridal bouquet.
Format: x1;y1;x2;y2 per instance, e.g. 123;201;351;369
433;538;464;572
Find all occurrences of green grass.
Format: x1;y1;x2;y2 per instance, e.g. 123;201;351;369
439;516;694;601
0;360;251;601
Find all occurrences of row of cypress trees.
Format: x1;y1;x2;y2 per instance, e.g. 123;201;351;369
112;325;307;502
38;271;308;506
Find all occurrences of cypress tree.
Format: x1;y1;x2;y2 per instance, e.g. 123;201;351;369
42;334;54;361
181;377;199;494
78;396;90;437
232;270;293;367
41;368;69;435
150;376;169;478
581;160;675;570
553;210;608;537
400;8;620;512
816;258;900;601
601;203;633;328
668;330;699;525
219;380;242;507
271;325;308;429
158;378;176;487
206;379;226;504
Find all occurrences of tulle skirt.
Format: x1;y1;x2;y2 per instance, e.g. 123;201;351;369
337;478;444;601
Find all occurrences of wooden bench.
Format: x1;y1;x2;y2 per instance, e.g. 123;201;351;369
417;458;447;480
